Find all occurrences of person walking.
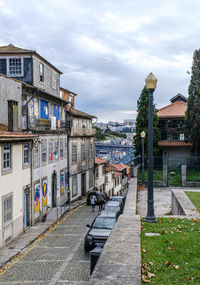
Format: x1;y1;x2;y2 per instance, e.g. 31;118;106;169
98;190;105;211
90;194;97;212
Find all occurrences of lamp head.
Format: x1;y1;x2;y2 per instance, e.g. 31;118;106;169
145;73;157;90
141;131;146;138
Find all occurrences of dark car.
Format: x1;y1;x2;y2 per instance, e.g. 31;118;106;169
84;213;116;253
103;201;122;218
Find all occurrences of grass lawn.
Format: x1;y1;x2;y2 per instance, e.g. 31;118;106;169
185;191;200;213
141;217;200;284
138;169;163;182
187;171;200;182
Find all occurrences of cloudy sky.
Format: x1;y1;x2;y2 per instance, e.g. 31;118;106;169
0;0;199;122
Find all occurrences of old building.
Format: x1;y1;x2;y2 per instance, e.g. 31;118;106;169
0;125;37;247
157;94;193;163
105;166;115;197
110;163;129;191
0;45;70;223
94;157;106;191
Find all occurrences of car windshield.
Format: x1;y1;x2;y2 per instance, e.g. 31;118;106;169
112;198;123;202
93;217;116;229
104;205;120;212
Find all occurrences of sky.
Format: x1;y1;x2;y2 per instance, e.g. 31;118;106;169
0;0;199;122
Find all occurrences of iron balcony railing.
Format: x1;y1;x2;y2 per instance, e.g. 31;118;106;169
27;117;71;132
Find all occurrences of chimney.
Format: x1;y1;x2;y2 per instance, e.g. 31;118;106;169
8;100;18;132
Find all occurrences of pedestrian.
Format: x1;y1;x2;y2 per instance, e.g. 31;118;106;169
90;194;97;212
98;190;105;211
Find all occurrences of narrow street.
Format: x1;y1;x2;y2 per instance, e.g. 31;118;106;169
0;205;97;285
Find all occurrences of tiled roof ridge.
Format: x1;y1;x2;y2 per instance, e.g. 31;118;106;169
73;108;97;119
158;100;187;113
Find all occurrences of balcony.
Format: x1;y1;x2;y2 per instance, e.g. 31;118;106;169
27;117;71;132
160;129;185;141
71;127;96;137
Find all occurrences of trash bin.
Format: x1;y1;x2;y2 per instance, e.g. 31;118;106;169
89;245;102;275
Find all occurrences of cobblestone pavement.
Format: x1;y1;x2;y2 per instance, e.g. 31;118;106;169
0;205;97;285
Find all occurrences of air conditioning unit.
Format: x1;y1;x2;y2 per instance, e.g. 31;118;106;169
180;134;184;141
51;116;56;130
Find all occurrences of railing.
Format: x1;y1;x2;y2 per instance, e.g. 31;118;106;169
27;117;71;132
160;130;184;141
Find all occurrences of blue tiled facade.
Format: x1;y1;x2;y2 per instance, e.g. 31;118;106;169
0;57;33;85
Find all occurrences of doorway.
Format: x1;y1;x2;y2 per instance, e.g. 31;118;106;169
24;189;29;229
52;171;57;207
81;173;86;197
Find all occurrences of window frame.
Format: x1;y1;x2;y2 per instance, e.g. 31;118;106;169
34;144;39;167
89;143;93;159
7;57;24;77
3;145;12;172
41;140;47;164
81;144;86;161
72;144;77;165
23;143;30;166
39;63;44;82
72;175;77;197
60;139;64;159
2;193;13;227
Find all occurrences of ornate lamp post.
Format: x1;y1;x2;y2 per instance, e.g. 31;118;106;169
141;131;146;187
144;73;157;222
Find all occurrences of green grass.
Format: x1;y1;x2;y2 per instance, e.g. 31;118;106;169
185;191;200;213
138;169;163;182
141;218;200;284
187;171;200;182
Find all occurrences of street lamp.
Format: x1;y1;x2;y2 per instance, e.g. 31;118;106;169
141;131;146;187
144;73;157;222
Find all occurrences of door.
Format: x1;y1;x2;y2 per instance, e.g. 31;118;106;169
52;172;57;207
81;173;86;197
24;191;29;229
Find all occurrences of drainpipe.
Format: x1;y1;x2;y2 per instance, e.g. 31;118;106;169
30;140;34;226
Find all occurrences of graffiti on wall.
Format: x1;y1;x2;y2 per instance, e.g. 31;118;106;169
34;183;40;213
60;171;64;194
42;180;47;207
65;170;69;191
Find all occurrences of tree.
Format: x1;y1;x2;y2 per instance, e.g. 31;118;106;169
134;86;160;156
93;126;106;141
185;49;200;154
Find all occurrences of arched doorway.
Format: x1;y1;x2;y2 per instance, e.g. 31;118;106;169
52;171;57;208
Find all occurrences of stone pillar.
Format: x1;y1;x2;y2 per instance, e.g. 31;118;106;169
181;165;186;187
163;164;168;186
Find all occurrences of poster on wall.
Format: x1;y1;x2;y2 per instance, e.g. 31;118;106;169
42;180;47;207
65;170;69;191
34;183;40;213
60;171;64;194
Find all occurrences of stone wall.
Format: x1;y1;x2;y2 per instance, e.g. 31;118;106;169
89;178;141;284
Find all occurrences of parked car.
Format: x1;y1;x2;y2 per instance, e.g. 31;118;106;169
84;213;116;253
111;196;125;208
103;201;122;218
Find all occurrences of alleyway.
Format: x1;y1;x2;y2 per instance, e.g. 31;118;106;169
0;205;96;285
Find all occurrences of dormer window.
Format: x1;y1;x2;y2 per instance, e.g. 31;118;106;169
8;58;23;76
39;63;44;82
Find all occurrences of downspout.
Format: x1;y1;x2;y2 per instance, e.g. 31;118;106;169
30;139;34;226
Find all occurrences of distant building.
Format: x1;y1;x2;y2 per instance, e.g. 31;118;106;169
157;94;193;162
94;157;106;191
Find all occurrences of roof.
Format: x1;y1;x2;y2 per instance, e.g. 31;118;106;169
0;129;38;142
72;109;97;119
157;101;187;118
0;44;62;74
106;166;114;172
110;163;128;172
170;93;187;103
158;141;193;147
60;87;78;96
114;171;122;178
95;157;107;165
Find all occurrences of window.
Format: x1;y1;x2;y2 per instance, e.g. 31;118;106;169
8;58;22;76
72;175;77;197
55;141;59;160
72;144;77;164
24;143;30;165
3;146;11;170
34;144;39;166
81;144;86;161
41;141;47;163
52;72;57;90
49;141;53;161
105;175;108;184
60;139;64;159
39;63;44;82
3;194;12;226
89;143;93;159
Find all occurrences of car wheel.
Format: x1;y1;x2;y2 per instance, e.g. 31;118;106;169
84;244;90;253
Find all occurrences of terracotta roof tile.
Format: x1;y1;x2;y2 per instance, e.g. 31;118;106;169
0;130;38;140
157;101;187;118
114;171;121;178
95;157;107;165
105;166;114;172
110;163;128;172
72;109;96;119
158;141;193;147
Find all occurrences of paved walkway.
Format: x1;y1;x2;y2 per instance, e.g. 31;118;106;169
0;204;97;284
137;187;172;217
